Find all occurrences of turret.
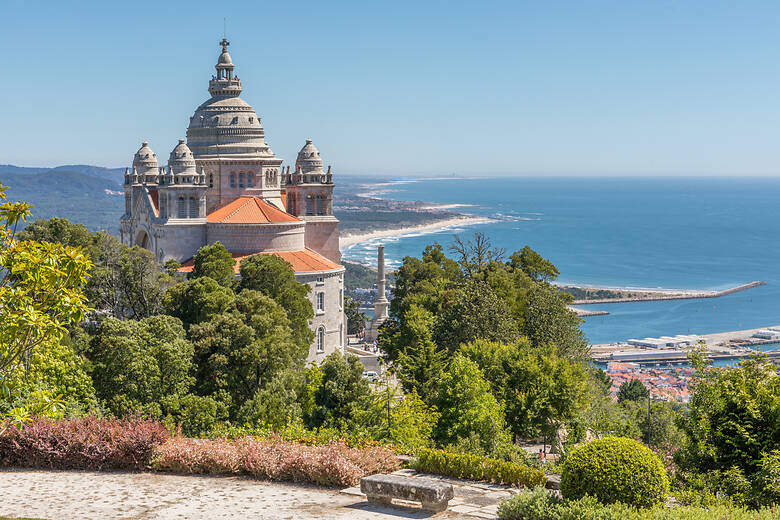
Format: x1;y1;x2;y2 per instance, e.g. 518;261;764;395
156;140;207;219
284;138;340;262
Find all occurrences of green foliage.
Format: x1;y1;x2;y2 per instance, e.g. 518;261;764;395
510;246;560;283
675;354;780;477
17;217;98;254
561;436;670;508
309;352;371;428
163;276;235;328
0;188;92;382
85;232;173;319
237;369;304;429
618;379;650;403
189;241;236;288
389;304;447;404
434;280;519;352
190;290;303;419
522;283;588;359
2;339;96;412
461;339;588;441
752;450;780;507
435;354;511;452
85;315;195;418
413;448;546;488
353;386;439;450
498;486;779;520
344;296;366;335
239;254;314;351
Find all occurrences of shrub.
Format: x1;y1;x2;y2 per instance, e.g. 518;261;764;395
412;448;546;488
0;415;168;470
152;436;400;487
498;487;780;520
560;437;669;508
752;450;780;508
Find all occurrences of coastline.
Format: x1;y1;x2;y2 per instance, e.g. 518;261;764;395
339;215;493;248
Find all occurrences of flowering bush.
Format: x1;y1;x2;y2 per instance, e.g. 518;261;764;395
0;415;168;470
152;435;400;487
412;448;546;488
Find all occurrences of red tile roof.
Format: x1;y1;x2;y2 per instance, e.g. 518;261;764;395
179;248;341;274
207;196;299;224
280;192;287;211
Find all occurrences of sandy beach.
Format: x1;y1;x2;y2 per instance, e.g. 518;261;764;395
340;216;493;248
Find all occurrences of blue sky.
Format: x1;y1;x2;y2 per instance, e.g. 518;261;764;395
2;1;779;175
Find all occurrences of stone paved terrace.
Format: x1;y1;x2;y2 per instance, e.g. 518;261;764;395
0;468;515;519
342;469;520;519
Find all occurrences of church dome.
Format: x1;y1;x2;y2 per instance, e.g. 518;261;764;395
185;40;276;159
133;141;158;173
295;139;324;174
168;139;196;174
217;50;233;66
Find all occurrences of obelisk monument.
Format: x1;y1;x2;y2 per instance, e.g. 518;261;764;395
366;245;389;340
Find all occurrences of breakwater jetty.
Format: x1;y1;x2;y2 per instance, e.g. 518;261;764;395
573;281;765;305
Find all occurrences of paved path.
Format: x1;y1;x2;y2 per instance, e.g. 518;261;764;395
343;469;517;519
0;469;469;520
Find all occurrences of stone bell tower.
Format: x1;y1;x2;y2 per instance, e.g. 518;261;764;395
283;139;340;263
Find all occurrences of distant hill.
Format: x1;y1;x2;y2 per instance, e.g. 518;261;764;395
0;169;124;234
0;164;125;184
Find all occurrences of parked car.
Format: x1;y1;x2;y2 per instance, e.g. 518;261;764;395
362;371;379;382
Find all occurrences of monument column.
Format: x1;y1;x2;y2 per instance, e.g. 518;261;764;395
374;245;389;321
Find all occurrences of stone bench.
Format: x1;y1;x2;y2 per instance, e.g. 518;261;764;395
360;473;454;512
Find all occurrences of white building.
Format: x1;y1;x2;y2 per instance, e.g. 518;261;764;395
120;39;345;363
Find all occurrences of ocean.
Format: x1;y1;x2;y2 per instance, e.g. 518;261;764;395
341;176;780;345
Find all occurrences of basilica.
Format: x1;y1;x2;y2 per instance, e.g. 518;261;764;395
120;39;345;362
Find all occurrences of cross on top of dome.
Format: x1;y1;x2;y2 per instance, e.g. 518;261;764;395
209;38;241;97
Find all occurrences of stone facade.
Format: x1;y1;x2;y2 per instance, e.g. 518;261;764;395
120;39;344;362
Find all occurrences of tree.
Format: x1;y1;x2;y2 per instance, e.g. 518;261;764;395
676;354;780;476
390;305;447;404
344;296;366;335
435;354;510;452
434;280;519;353
460;339;588;440
0;187;92;381
189;290;303;419
509;246;559;283
449;232;505;276
189;242;236;288
1;339;96;414
163;276;235;328
239;254;314;351
353;387;439;450
85;232;173;319
522;283;589;359
85;315;195;417
617;379;649;403
17;217;98;255
309;352;370;428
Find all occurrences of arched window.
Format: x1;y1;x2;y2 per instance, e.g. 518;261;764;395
306;195;314;215
315;194;324;215
247;173;254;187
230;173;236;188
208;173;214;188
239;173;245;188
317;292;325;311
159;194;167;218
317;326;325;353
189;197;199;218
177;196;186;218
